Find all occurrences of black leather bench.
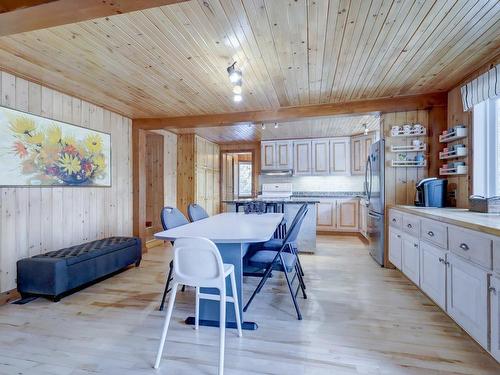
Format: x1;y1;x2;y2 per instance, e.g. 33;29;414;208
17;237;141;301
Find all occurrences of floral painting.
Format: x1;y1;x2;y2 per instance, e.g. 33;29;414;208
0;106;111;187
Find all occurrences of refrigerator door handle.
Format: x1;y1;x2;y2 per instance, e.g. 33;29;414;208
366;156;372;202
368;212;381;220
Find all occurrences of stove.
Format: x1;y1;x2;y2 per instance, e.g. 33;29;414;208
258;183;293;200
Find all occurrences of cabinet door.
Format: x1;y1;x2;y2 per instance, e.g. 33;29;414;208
312;139;330;175
402;233;420;285
359;203;368;237
363;136;373;163
419;242;447;310
491;276;500;362
261;142;276;170
351;137;363;175
316;201;336;230
293;140;312;175
336;199;359;231
446;253;489;349
195;168;206;208
276;141;292;169
388;227;403;269
330;139;350;175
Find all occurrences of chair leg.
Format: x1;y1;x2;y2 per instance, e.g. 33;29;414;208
181;285;186;292
154;282;178;369
243;265;273;312
230;271;242;337
159;263;173;311
295;264;307;299
195;287;200;330
280;254;302;320
219;290;226;375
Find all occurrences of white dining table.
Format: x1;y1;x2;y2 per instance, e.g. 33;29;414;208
155;212;284;330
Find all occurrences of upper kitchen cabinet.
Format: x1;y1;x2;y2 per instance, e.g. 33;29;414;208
261;141;292;170
351;133;375;175
330;138;351;175
312;139;330;175
293;140;313;175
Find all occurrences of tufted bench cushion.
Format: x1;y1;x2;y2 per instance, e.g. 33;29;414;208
17;237;141;301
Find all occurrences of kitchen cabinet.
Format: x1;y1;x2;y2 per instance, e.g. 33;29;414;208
316;198;358;232
447;253;489;349
261;141;292;170
388;227;402;269
330;138;350;175
490;276;500;362
293;140;312;175
351;133;375;175
336;199;359;230
419;241;447;310
312;139;330;175
401;233;420;285
193;136;220;216
316;201;336;230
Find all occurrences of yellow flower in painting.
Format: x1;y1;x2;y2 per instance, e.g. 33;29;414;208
85;134;103;154
62;136;77;147
47;125;62;144
93;155;106;171
27;132;45;145
58;153;81;175
9;117;36;135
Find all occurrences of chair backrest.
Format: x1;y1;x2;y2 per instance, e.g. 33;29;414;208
187;203;209;222
284;204;308;245
243;201;267;214
160;206;189;230
172;237;225;289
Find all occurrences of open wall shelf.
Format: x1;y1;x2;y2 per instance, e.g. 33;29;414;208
391;144;427;153
391;160;427;168
439;127;467;143
439;165;468;175
439;147;467;160
391;128;427;137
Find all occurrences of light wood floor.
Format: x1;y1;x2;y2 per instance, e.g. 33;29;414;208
0;235;499;375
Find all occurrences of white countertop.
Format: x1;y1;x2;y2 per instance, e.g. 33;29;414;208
155;212;284;243
391;205;500;237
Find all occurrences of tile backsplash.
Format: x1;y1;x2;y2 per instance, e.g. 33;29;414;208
260;175;365;192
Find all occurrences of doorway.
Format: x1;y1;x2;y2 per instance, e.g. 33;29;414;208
221;152;254;212
144;132;164;244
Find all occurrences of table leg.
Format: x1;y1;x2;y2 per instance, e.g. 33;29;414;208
185;242;258;330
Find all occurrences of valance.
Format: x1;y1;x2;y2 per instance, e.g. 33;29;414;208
461;64;499;111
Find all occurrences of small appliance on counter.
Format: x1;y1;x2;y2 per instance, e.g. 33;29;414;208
414;177;447;207
468;196;500;213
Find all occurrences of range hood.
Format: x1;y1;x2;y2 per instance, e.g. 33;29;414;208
260;169;293;176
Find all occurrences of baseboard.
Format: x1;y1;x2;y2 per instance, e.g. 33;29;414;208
0;288;20;306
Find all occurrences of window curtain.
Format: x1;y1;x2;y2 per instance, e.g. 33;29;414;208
461;64;499;111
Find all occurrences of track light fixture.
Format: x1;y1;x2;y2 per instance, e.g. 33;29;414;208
274;123;279;129
227;62;243;102
363;123;368;135
261;123;266;130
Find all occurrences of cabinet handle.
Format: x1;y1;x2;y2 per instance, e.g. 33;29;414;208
392;218;397;222
396;234;401;238
427;231;434;237
413;243;418;248
438;257;445;263
407;223;412;229
459;243;469;251
489;287;497;295
444;260;450;266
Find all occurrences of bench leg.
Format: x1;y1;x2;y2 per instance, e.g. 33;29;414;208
52;295;61;302
135;259;141;267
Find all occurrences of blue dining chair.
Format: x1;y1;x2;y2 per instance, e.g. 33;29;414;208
243;205;308;320
159;207;190;311
187;203;209;222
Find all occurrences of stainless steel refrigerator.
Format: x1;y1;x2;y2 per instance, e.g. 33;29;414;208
364;139;385;266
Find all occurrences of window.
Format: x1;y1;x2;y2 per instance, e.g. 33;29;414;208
472;96;500;197
238;162;252;197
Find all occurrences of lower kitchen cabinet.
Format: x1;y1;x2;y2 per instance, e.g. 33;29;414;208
388;227;402;269
401;233;420;286
419;241;447;310
446;253;489;349
316;198;358;232
359;201;368;238
491;276;500;362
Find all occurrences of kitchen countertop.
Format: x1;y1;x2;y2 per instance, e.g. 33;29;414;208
222;198;320;204
292;191;365;198
391;205;500;237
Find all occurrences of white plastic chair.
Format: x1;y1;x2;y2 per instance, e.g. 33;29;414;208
154;237;242;375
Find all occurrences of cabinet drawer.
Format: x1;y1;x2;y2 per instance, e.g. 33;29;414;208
389;210;403;230
448;226;492;269
420;218;447;249
402;214;420;238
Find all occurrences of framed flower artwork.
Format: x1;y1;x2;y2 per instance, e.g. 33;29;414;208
0;106;111;187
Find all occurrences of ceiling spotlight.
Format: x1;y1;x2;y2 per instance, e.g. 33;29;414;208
363;123;369;135
233;85;242;94
227;62;242;84
274;123;279;129
233;94;242;102
261;123;266;130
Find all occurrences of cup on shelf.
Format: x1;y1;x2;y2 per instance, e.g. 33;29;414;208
413;123;424;134
391;126;401;136
403;124;412;134
397;153;407;161
415;154;425;162
412;139;423;147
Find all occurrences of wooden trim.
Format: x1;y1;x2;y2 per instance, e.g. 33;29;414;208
132;127;147;252
0;288;20;306
133;93;447;130
0;0;189;37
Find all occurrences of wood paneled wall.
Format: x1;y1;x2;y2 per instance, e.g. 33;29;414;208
0;71;133;293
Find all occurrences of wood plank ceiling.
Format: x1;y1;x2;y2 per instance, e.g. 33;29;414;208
0;0;498;119
171;114;380;143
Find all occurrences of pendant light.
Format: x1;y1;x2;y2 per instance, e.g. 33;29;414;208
227;62;243;102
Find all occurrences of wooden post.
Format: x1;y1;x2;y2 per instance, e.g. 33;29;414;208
132;127;147;252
